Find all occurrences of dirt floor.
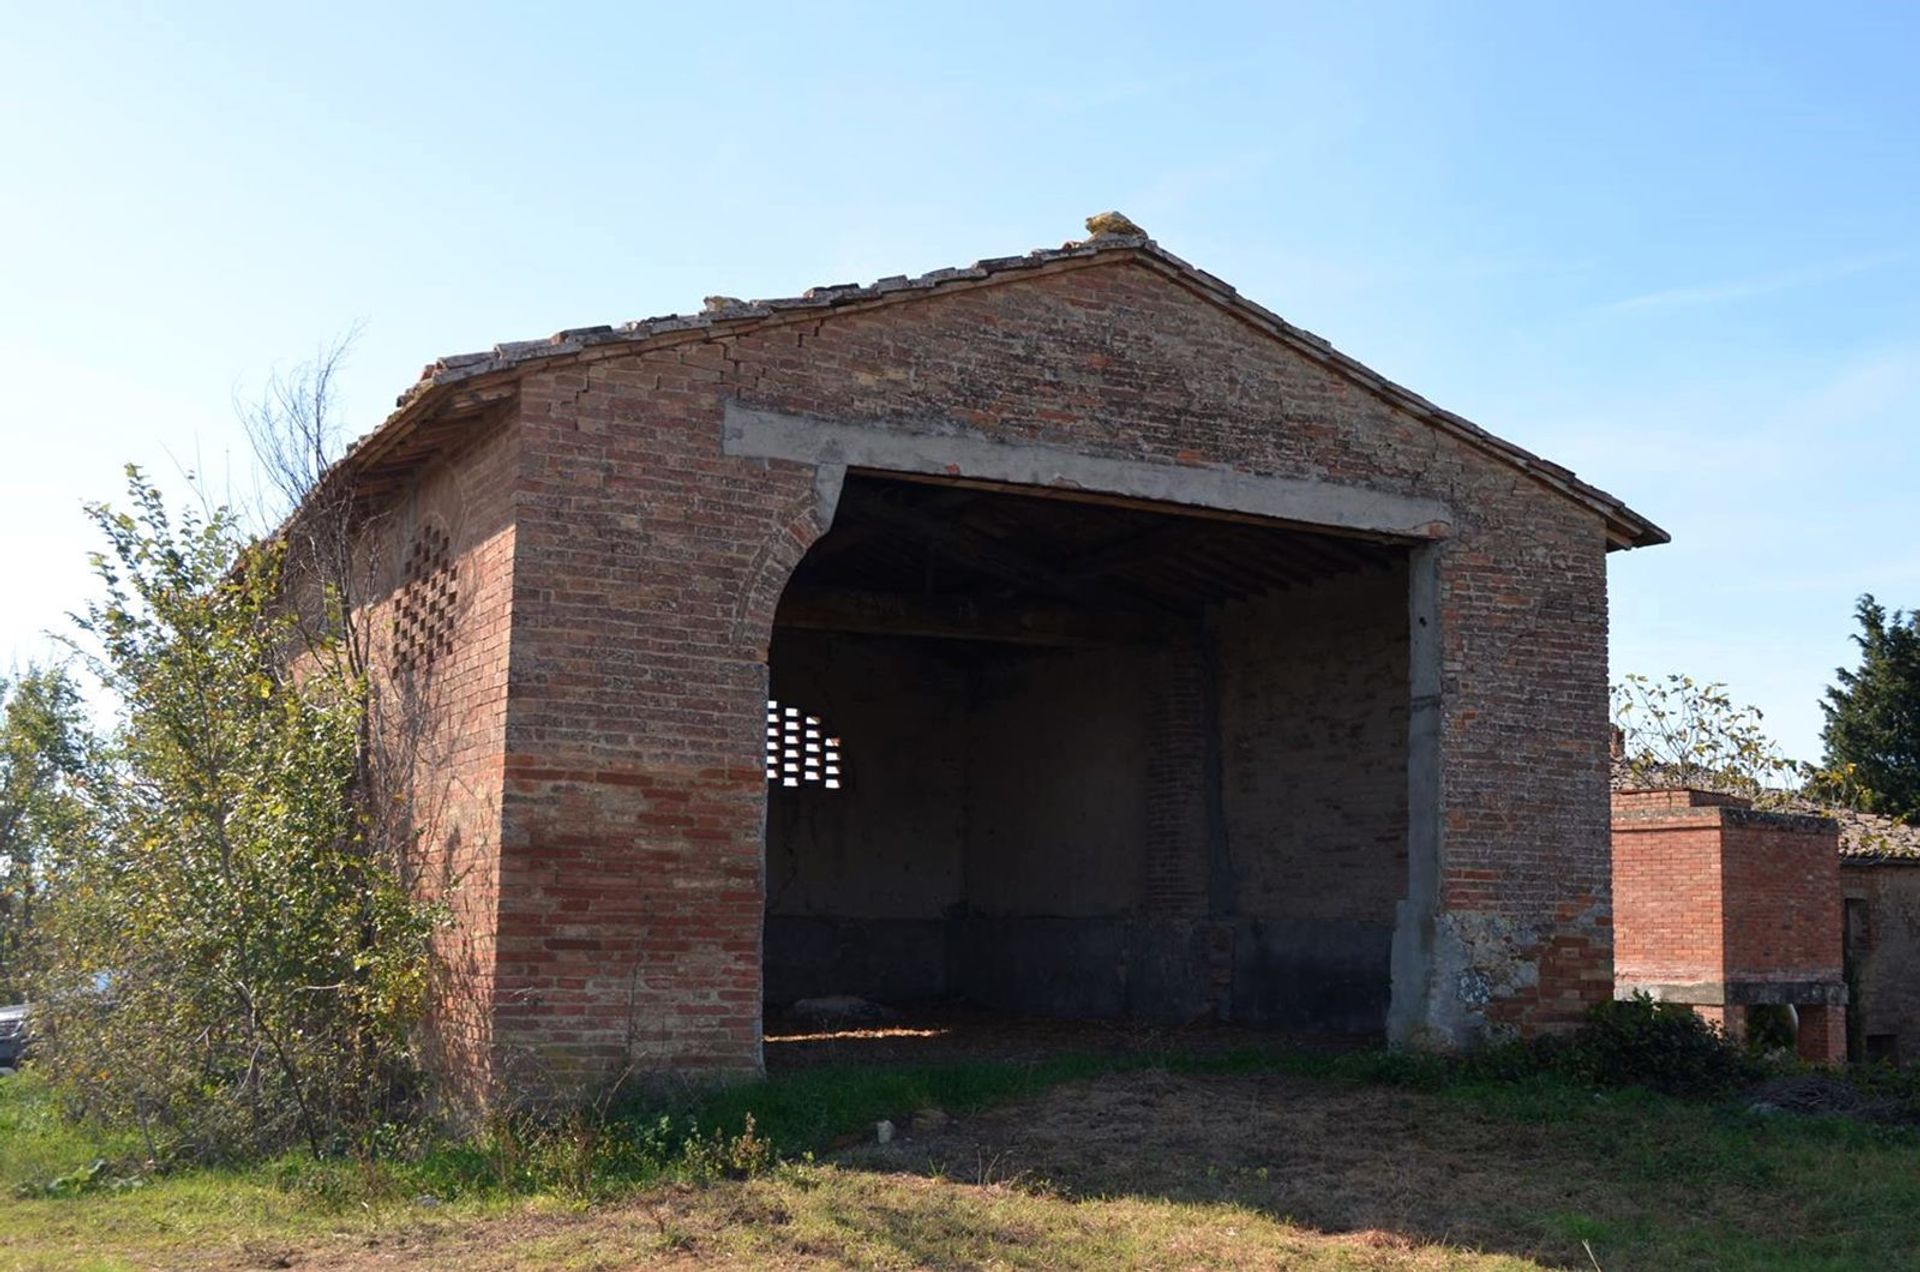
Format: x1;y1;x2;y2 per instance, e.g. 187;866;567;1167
762;1004;1371;1070
839;1067;1595;1250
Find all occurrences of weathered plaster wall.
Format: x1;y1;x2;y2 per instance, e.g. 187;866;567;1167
1844;862;1920;1064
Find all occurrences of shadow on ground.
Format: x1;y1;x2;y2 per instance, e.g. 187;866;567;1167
825;1064;1884;1271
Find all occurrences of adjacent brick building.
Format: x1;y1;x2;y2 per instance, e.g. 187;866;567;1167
1842;846;1920;1065
335;215;1666;1098
1607;776;1920;1068
1611;788;1847;1062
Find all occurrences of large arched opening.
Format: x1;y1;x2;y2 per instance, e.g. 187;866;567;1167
760;471;1415;1057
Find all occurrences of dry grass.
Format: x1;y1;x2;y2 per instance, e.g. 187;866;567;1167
60;1167;1540;1271
10;1060;1920;1270
386;1170;1542;1271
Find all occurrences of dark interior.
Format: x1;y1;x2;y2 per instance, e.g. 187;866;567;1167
764;473;1412;1035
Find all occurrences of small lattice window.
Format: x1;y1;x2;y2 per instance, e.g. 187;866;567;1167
765;700;841;789
392;522;456;676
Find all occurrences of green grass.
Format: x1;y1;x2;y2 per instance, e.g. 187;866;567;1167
0;1070;140;1194
6;1050;1920;1269
1453;1078;1920;1269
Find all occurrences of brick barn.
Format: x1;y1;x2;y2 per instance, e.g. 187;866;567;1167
338;214;1666;1097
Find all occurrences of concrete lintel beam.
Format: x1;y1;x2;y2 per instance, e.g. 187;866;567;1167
722;402;1454;542
1616;980;1851;1007
1725;980;1850;1007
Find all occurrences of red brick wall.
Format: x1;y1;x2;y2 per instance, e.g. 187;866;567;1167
1613;808;1726;990
1612;792;1844;1063
477;255;1617;1087
1721;816;1843;985
362;417;519;1104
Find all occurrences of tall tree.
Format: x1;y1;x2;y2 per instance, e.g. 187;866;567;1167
0;665;90;1002
1612;672;1796;801
1820;596;1920;820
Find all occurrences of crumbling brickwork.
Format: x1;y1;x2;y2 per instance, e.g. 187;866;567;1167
342;226;1662;1096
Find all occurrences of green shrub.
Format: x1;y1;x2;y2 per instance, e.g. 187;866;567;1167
29;471;439;1162
1545;994;1763;1097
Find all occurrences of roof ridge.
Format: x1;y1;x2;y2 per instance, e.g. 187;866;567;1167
402;234;1145;405
344;216;1665;550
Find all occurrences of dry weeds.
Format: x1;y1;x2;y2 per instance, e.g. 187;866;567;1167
10;1066;1913;1270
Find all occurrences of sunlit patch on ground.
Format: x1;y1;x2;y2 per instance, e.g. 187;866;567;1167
760;1004;1371;1070
764;1026;950;1044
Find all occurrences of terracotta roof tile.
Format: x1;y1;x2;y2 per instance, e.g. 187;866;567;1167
340;217;1666;549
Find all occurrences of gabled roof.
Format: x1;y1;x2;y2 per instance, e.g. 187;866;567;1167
339;215;1667;550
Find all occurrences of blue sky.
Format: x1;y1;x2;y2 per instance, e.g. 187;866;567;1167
3;2;1916;759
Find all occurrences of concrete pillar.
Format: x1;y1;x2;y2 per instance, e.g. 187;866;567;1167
1388;544;1443;1046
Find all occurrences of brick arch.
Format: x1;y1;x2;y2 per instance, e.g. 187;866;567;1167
728;465;846;657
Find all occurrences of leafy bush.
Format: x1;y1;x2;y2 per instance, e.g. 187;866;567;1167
1541;994;1763;1097
0;667;90;1004
26;471;439;1162
678;1113;773;1181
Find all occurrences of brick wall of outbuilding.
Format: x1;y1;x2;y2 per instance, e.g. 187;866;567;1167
1843;862;1920;1064
1721;819;1844;987
1612;795;1726;992
1612;789;1845;1062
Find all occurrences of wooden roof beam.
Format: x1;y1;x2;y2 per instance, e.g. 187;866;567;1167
775;588;1191;646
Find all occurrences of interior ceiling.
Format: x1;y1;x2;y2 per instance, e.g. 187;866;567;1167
775;474;1401;643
